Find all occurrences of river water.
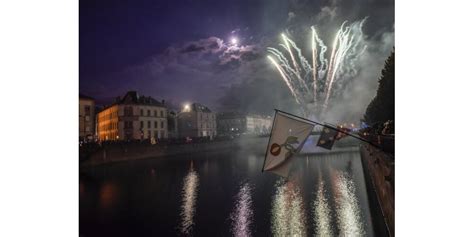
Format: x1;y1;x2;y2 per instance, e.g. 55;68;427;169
80;138;374;236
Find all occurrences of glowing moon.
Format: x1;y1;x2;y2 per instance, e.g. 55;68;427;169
230;37;238;45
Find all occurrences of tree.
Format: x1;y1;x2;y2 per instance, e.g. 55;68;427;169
364;49;395;126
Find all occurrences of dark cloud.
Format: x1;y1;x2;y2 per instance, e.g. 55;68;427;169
80;36;266;109
181;44;206;53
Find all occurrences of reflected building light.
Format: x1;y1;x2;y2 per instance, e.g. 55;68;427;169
99;182;118;209
331;170;365;236
180;163;199;235
271;179;307;236
313;179;333;237
230;182;254;237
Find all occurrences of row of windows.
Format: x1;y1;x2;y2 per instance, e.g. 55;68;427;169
79;115;91;121
98;110;118;120
140;108;165;118
99;122;118;131
100;121;167;131
199;113;215;120
140;120;165;129
124;107;166;118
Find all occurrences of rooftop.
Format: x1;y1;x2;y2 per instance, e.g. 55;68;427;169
79;93;94;101
98;91;166;112
118;91;165;107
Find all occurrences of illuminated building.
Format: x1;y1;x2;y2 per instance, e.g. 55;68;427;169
96;91;168;141
177;103;217;139
79;94;95;140
217;112;272;136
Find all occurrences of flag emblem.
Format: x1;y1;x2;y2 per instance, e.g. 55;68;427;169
316;125;339;150
270;143;281;156
262;111;315;177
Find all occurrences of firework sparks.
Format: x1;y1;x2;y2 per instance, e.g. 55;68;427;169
268;56;302;104
311;26;318;104
268;19;367;119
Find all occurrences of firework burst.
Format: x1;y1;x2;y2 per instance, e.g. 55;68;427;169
268;18;368;120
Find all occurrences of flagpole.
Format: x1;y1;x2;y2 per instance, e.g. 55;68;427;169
274;109;382;149
261;109;278;172
274;109;322;126
323;124;383;149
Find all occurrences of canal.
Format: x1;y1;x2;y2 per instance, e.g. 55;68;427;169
80;137;374;236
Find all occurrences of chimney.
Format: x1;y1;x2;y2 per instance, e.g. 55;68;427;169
162;99;165;105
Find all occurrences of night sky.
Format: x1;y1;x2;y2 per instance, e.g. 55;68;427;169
80;0;394;115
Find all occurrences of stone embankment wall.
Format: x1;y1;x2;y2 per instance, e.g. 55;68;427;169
80;138;268;167
360;144;395;236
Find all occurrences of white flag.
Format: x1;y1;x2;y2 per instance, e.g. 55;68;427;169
262;110;315;177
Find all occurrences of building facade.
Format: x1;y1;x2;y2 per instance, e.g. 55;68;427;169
177;103;217;139
96;91;168;141
217;112;272;136
79;94;95;139
167;111;179;139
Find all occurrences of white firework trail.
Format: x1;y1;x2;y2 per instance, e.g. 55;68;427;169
267;19;367;119
268;56;302;105
311;26;318;104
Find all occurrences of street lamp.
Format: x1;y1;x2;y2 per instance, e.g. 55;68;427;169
183;103;191;112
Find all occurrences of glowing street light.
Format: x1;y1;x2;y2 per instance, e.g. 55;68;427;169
183;104;191;112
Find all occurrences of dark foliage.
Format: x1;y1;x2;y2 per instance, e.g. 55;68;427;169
364;50;395;125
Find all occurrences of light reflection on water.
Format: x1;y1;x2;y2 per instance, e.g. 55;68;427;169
313;176;334;237
81;142;374;237
331;168;365;236
271;179;307;237
230;182;254;237
99;182;118;209
180;161;199;235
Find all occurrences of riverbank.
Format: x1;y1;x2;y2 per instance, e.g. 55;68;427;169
80;136;362;168
360;144;395;236
80;136;281;167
